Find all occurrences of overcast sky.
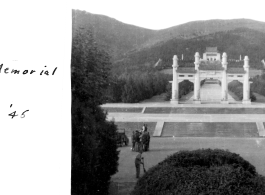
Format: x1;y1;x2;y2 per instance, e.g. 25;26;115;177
72;0;265;30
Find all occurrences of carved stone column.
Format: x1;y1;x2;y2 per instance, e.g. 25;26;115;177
243;56;251;104
171;55;179;103
193;52;201;104
221;52;229;104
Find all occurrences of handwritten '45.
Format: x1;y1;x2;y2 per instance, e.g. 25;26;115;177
9;104;29;119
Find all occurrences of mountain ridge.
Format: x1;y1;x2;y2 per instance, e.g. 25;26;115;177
72;10;157;59
145;18;265;47
73;10;265;74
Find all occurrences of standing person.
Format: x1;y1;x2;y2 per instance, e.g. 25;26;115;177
135;151;144;178
131;131;136;151
135;130;140;152
139;129;144;153
145;124;148;131
142;124;145;133
141;131;148;152
147;131;150;151
144;124;150;151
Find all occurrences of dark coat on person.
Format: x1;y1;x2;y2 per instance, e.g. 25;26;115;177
141;132;149;145
132;131;136;151
135;152;143;178
135;131;140;143
132;131;136;143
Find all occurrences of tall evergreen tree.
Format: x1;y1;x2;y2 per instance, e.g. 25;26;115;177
71;24;119;195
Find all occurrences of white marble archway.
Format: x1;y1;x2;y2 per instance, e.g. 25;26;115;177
170;53;251;104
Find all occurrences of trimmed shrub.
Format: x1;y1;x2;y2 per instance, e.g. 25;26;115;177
200;79;206;86
165;80;194;101
251;73;265;96
131;149;265;195
228;80;256;101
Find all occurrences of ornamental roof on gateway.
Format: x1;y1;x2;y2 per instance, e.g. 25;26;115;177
227;68;245;74
205;47;218;52
175;63;245;74
177;67;196;73
199;61;224;71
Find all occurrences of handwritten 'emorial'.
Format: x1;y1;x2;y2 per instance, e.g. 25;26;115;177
0;64;57;76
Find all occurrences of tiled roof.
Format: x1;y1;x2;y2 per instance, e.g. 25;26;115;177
199;61;224;70
206;47;218;52
227;68;245;74
177;67;196;73
200;60;222;66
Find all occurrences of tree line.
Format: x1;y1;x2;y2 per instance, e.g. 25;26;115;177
106;71;171;103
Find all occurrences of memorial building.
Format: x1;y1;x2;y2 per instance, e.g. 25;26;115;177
203;47;221;61
170;47;251;104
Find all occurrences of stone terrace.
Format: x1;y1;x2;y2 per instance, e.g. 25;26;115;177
106;81;265;194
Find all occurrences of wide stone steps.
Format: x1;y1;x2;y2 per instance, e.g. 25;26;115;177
161;122;259;137
114;121;265;138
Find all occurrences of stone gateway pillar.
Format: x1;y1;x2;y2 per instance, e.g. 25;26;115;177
221;53;228;104
193;52;201;104
171;55;179;103
243;56;251;104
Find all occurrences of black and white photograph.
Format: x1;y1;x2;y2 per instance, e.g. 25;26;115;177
71;0;265;194
0;0;258;194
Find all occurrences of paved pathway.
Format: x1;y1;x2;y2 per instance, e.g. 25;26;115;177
187;80;235;102
106;113;265;122
110;137;265;195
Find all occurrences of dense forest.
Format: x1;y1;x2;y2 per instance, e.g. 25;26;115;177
72;10;156;60
106;71;170;103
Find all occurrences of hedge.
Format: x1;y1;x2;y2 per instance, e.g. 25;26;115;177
131;149;265;195
251;73;265;96
165;80;194;101
228;80;256;101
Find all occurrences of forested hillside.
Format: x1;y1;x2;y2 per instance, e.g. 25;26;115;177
72;10;156;60
146;19;265;47
113;28;265;74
